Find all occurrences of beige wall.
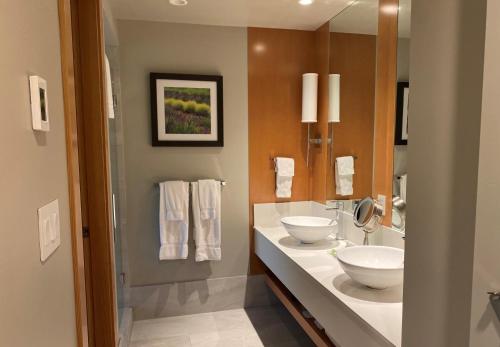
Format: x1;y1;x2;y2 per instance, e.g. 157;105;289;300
469;0;500;344
118;20;249;286
402;0;487;345
0;1;77;346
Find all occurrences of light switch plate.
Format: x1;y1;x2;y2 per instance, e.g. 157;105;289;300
38;199;60;262
29;75;50;132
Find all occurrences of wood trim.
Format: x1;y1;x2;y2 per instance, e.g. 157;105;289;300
264;272;336;347
57;0;88;346
373;0;399;225
71;0;118;345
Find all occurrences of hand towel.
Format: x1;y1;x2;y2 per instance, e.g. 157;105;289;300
336;156;354;175
275;157;295;177
335;156;354;196
198;179;219;220
192;182;222;261
275;157;294;198
159;181;189;260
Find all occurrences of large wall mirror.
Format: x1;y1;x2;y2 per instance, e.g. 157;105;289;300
324;0;410;231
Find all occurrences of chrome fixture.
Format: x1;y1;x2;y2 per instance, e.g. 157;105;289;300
353;197;383;245
327;200;346;240
488;291;500;321
392;196;406;231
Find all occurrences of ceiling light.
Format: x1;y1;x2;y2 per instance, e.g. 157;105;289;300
169;0;188;6
299;0;314;5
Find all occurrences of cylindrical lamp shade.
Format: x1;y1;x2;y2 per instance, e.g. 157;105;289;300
301;73;318;123
328;74;340;123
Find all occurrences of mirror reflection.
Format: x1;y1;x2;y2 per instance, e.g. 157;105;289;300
392;0;411;231
326;0;378;210
326;0;410;232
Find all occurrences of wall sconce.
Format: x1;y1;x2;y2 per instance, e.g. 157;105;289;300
328;74;340;123
329;74;341;166
302;73;318;167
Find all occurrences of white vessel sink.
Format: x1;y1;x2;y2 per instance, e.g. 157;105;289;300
280;216;335;244
336;246;404;289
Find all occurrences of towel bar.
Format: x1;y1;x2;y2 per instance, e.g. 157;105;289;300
156;179;226;187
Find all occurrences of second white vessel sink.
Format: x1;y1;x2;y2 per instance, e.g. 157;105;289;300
281;216;335;243
336;246;404;289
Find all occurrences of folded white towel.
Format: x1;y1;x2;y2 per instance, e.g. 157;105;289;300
198;179;219;220
336;156;355;175
275;157;295;177
159;181;189;260
192;181;221;262
275;157;294;198
276;176;293;198
335;156;354;196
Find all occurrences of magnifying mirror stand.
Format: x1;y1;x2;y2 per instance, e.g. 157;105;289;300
353;197;384;246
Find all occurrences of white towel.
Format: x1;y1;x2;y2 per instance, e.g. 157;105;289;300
159;181;189;260
192;181;221;262
198;179;219;220
399;174;407;202
104;55;115;119
275;157;294;198
335;156;355;196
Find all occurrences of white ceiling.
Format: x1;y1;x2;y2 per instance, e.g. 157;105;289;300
329;0;411;38
108;0;354;31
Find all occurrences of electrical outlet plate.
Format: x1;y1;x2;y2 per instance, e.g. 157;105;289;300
38;199;60;262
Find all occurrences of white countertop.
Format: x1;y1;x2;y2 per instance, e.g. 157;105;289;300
255;224;403;347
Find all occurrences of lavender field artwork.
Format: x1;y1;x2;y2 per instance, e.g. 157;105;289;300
164;87;211;134
151;73;223;147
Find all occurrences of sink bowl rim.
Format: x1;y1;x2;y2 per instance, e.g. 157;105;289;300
280;215;334;228
336;245;404;271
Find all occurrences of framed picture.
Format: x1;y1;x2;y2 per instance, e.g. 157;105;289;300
150;73;223;147
395;81;409;145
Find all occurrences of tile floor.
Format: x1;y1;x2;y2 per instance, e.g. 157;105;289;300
130;304;315;347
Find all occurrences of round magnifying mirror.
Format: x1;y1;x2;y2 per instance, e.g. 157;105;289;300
353;197;383;245
353;197;376;228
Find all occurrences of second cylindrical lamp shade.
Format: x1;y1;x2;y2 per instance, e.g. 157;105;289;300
302;73;318;123
328;74;340;123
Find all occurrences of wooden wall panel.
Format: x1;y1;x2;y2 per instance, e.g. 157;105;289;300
311;23;331;203
327;33;377;200
373;0;399;225
248;27;317;273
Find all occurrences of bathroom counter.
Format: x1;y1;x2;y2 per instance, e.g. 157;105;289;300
254;224;403;347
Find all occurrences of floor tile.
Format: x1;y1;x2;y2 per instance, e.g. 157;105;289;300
130;305;315;347
130;335;191;347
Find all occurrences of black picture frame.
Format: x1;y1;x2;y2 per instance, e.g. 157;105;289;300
395;81;409;145
150;73;224;147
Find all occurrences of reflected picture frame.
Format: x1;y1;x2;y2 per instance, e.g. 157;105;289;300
150;73;224;147
395;81;409;145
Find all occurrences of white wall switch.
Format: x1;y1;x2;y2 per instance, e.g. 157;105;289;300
29;75;50;132
377;194;387;216
38;199;60;262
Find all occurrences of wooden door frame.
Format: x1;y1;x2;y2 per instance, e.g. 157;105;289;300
58;0;89;346
58;0;118;346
